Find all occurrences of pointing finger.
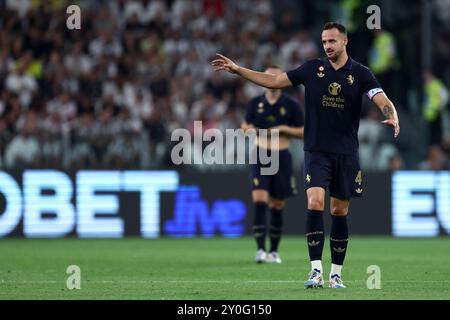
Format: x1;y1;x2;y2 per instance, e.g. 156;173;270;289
216;53;228;60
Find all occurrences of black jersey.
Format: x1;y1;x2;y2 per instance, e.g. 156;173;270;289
244;93;304;130
287;57;382;155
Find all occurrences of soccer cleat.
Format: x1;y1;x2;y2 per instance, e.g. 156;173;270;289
304;268;324;288
255;249;267;263
329;274;346;288
266;252;282;264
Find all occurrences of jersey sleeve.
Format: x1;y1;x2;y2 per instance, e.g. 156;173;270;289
361;66;383;100
286;61;310;87
289;100;305;127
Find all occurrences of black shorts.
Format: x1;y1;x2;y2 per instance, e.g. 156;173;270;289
250;148;297;200
303;150;363;200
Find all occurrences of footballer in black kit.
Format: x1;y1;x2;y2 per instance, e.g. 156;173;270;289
242;66;304;264
286;54;377;200
212;22;400;288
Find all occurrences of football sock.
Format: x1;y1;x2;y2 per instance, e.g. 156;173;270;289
306;209;325;262
330;264;343;278
253;202;267;250
330;215;349;266
269;208;283;253
311;260;323;273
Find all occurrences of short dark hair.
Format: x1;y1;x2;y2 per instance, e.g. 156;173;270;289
323;22;347;35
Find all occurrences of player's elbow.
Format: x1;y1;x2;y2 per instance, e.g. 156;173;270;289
266;74;286;89
268;72;292;89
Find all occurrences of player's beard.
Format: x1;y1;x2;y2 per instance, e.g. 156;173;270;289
327;49;342;62
327;51;339;62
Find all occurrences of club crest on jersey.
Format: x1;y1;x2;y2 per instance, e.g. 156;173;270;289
328;82;341;96
258;102;264;113
279;107;286;116
347;75;355;85
317;66;325;78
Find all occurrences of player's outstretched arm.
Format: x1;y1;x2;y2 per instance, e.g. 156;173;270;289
372;92;400;138
211;53;292;89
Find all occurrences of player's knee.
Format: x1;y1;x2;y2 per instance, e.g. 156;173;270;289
331;206;348;216
269;200;285;210
252;191;269;203
308;198;324;211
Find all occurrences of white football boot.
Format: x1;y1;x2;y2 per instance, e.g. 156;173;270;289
304;268;324;288
255;249;267;263
329;274;346;288
266;252;282;264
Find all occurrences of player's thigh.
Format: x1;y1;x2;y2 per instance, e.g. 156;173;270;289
330;197;350;216
252;189;269;203
250;159;270;203
306;187;326;211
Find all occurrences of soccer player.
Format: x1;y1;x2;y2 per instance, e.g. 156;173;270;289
241;66;304;264
212;22;400;288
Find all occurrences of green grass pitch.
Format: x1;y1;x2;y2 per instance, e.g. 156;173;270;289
0;236;449;300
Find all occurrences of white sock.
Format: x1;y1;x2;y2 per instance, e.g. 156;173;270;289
330;264;342;277
311;260;322;273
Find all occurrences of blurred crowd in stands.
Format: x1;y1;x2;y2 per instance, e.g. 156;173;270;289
0;0;449;172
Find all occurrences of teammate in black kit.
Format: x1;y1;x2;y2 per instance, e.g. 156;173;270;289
212;22;400;288
241;66;304;264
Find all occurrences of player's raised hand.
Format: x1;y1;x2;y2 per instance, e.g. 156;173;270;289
211;53;239;74
381;119;400;138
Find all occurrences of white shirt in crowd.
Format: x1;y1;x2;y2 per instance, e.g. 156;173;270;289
4;135;40;168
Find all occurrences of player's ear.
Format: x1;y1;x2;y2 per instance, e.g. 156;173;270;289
343;36;348;46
